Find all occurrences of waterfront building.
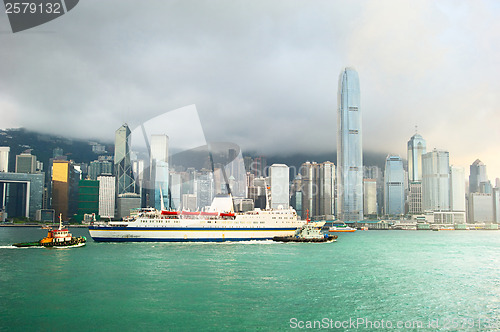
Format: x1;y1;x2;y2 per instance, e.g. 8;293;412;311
363;179;378;217
51;160;80;220
97;175;115;219
384;155;405;217
150;134;169;210
15;152;37;173
422;149;450;212
449;166;466;212
114;124;135;195
468;193;494;223
0;172;44;219
76;179;99;222
0;147;9;172
469;159;488;194
269;164;289;209
337;67;363;221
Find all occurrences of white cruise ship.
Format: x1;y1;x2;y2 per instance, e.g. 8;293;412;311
89;195;305;242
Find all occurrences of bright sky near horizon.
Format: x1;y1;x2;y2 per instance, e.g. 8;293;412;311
1;0;499;179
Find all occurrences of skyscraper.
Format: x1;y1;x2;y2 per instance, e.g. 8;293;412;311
422;149;450;211
337;67;363;221
407;134;426;182
114;124;135;195
407;133;426;215
384;155;405;216
98;175;115;219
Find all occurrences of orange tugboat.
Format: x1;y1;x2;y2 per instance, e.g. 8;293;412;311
13;214;86;248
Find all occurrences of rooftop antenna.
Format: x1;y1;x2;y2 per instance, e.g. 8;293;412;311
415;125;418;134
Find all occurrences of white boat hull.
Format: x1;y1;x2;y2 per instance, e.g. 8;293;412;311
89;227;299;242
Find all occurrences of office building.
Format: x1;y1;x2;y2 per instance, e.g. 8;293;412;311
469;159;488;194
116;193;141;220
88;160;113;180
15;152;37;173
407;133;426;182
0;147;9;172
76;179;99;222
363;179;378;217
337;67;363;221
449;166;466;212
269;164;289;209
150;134;169;210
384;155;405;216
407;133;426;215
468;193;493;223
0;172;44;219
422;149;450;212
51;160;80;220
98;175;115;219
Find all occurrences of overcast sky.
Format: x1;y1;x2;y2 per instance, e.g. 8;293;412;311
1;0;499;178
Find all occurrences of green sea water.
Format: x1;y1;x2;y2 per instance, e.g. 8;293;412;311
1;227;500;331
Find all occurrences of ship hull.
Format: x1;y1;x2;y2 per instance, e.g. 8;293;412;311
89;226;298;242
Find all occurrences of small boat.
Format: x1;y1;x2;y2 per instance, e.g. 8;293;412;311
13;214;86;248
329;224;357;233
40;225;51;230
273;221;338;243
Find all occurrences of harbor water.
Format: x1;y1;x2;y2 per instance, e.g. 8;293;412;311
1;227;499;331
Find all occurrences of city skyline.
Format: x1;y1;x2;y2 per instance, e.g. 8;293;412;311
1;1;499;178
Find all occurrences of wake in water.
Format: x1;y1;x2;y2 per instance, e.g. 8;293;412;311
0;245;44;249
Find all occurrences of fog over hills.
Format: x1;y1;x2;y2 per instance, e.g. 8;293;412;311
0;128;390;180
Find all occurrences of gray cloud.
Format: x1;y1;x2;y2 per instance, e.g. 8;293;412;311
1;0;499;177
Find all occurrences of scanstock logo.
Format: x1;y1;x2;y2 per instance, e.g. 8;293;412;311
3;0;79;33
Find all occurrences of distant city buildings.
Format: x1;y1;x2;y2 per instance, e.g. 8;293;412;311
337;67;363;221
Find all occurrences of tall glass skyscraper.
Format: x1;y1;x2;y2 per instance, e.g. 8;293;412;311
337;67;363;221
407;133;426;215
384;155;405;216
114;124;135;195
407;133;426;182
